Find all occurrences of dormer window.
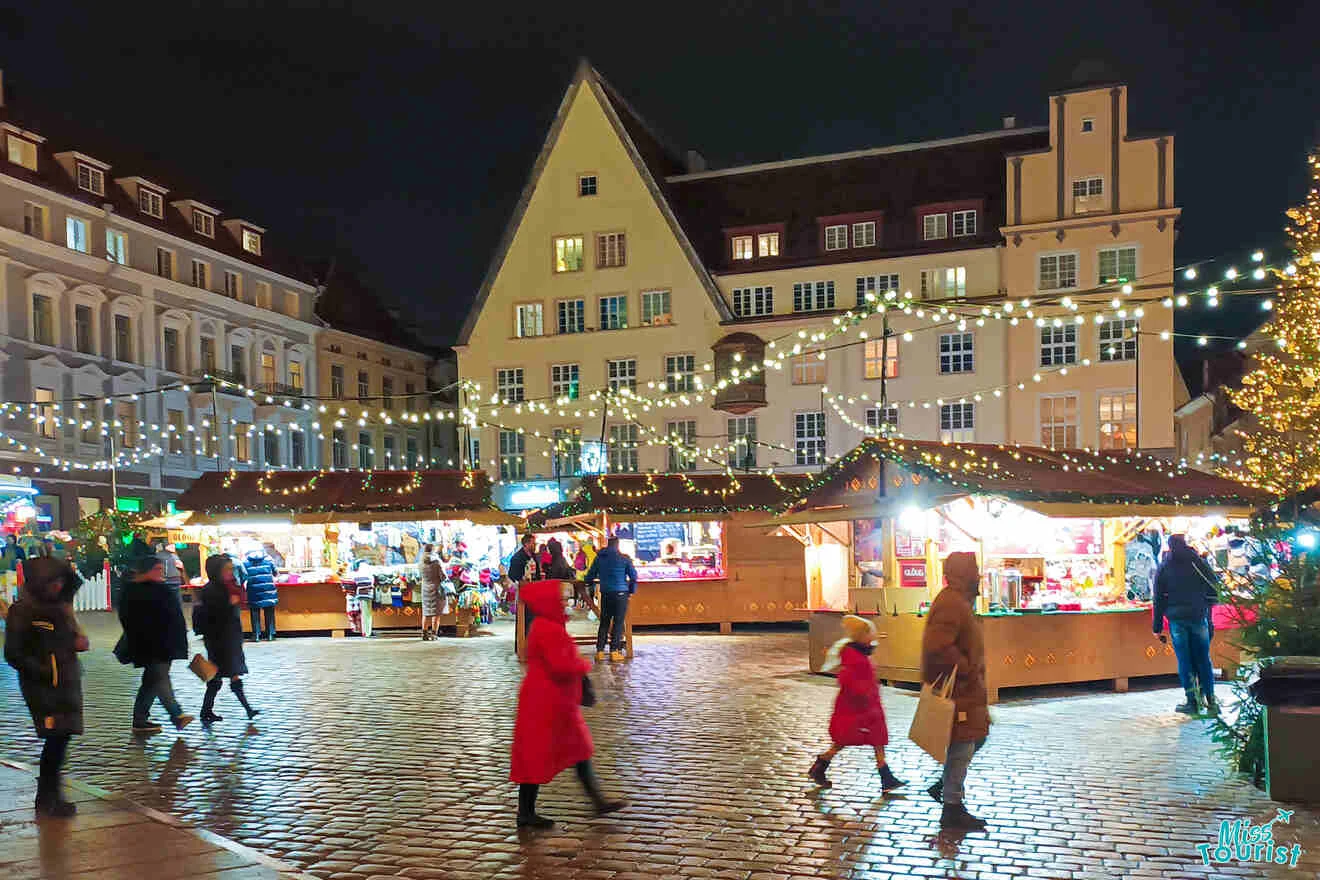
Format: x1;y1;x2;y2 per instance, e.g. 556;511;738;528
241;229;262;255
6;134;37;171
193;210;215;238
76;163;105;196
757;232;780;257
732;235;754;261
139;188;164;218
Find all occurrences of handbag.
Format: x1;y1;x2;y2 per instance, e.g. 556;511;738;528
189;653;218;683
580;674;597;708
908;665;958;764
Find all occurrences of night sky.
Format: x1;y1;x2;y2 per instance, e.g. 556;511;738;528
2;1;1317;361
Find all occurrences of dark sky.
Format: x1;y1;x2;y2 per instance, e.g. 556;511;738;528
2;1;1317;354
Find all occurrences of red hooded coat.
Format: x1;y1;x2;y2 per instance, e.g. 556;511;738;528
828;644;889;748
509;580;594;784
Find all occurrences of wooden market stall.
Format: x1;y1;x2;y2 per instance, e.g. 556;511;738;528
759;439;1269;702
529;473;812;631
173;469;523;637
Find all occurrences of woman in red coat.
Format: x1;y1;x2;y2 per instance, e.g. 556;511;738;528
510;579;625;829
808;614;905;791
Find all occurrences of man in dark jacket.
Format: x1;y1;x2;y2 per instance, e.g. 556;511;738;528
241;549;280;641
509;534;542;655
1153;534;1220;714
585;536;637;662
117;556;193;733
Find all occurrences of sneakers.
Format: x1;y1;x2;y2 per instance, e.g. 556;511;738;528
808;756;832;788
132;720;163;734
34;793;77;818
200;711;223;726
609;650;626;662
878;763;906;792
940;803;987;831
595;651;607;661
172;714;195;731
516;813;555;830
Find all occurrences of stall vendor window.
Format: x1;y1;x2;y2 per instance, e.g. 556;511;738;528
610;520;725;582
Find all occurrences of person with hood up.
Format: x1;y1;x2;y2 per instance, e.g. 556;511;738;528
1153;534;1220;715
195;555;261;725
4;555;88;817
116;556;193;734
808;614;905;792
510;579;625;830
240;547;280;642
921;551;990;831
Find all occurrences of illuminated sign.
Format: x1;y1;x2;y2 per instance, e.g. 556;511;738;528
115;496;143;513
899;558;927;588
504;481;563;510
580;440;607;475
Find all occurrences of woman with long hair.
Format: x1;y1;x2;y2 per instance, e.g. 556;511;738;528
196;555;260;726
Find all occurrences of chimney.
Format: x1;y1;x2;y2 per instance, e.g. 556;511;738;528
685;150;707;173
1002;116;1016;129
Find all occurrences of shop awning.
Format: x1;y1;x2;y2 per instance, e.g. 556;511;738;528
539;473;813;522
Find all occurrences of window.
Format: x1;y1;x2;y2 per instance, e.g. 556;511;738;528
495;429;524;480
138;188;164;218
732;286;773;317
606;358;636;393
596;232;626;269
732;235;754;261
1040;395;1079;448
118;403;139;449
665;354;695;393
156;247;174;280
1072;177;1104;197
553;236;584;272
557;299;585;334
23;203;47;239
599;294;627;330
399;381;414;412
940;403;974;443
358;432;374;469
863;337;899;379
641;290;672;326
608;424;639;472
939;332;974;374
224;271;241;299
292;432;306;468
1099;391;1138;450
330;364;344;398
32;294;54;346
80;407;99;445
865;405;899;435
381;376;394;410
1081;117;1095;133
579;175;597;197
824;224;848;251
792;352;826;385
923;213;948;240
283;292;299;317
727;417;757;468
852;221;877;248
193;210;215;237
496;368;524;403
551;363;579;400
75;305;94;354
382;435;396;467
254;281;271;309
666;420;698;472
1099;318;1139;362
1038;253;1078;291
168;409;185;454
514;303;544;337
856;274;899;308
106;229;128;264
241;229;262;255
289;361;304;392
200;337;216;373
792;280;835;313
231;346;246;383
1040;324;1078;366
163;328;181;373
467;438;480;469
794;412;826;465
920;267;967;299
190;259;211;290
357;370;370;400
74;162;104;194
1098;246;1138;284
553;427;581;477
758;232;780;257
66;216;89;253
233;423;252;462
34;388;57;439
952;210;977;237
405;437;418;469
261;353;277;387
332;428;348;467
7;135;37;170
114;314;133;362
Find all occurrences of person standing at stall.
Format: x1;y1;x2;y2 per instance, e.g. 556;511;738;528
584;536;636;662
354;559;376;638
921;551;989;831
509;533;542;652
196;555;260;725
419;544;445;641
3;533;27;572
240;547;280;642
116;557;193;734
1153;533;1220;715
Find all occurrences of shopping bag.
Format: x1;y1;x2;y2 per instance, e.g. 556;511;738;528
189;653;218;683
908;666;958;764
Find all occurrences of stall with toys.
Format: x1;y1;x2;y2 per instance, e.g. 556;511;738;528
529;473;812;632
171;470;523;637
760;438;1269;701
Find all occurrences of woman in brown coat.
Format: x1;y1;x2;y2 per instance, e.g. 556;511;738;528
920;551;989;831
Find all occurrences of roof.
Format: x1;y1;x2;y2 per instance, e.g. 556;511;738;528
313;263;437;356
533;473;813;524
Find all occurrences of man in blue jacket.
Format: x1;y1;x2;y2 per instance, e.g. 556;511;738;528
584;537;637;661
241;549;280;642
1152;534;1220;715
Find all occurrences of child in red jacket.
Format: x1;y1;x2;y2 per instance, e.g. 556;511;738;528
808;614;905;791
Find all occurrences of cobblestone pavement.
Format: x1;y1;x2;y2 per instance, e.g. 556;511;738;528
2;611;1318;880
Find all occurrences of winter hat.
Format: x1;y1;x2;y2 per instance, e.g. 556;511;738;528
841;614;875;644
943;551;979;593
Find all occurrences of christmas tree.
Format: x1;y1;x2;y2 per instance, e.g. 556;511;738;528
1226;150;1320;497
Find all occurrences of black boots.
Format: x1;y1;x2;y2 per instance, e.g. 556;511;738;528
201;679;224;725
928;779;944;803
808;755;832;788
575;761;626;815
878;763;906;792
34;790;77;818
940;803;987;831
1175;690;1199;715
231;679;260;720
516;784;554;830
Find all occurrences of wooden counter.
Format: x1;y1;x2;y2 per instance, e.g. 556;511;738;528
194;581;469;637
809;608;1245;703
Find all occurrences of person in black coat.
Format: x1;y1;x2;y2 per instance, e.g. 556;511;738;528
1153;533;1220;715
116;556;193;733
3;556;88;817
196;555;260;725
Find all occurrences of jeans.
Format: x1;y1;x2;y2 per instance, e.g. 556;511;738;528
359;599;374;637
38;734;70;797
596;592;629;653
941;737;986;805
133;662;182;723
249;606;276;640
1169;618;1216;703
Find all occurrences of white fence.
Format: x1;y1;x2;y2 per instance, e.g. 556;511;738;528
74;569;112;612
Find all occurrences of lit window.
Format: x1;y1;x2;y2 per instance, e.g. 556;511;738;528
757;232;780;257
106;229;128;264
824;224;848;251
138;188;164;218
496;368;524;403
606;358;636;393
191;259;210;290
557;299;585;334
596;232;626;268
1098;247;1137;284
666;420;698;472
65;216;89;253
1100;318;1139;362
920;267;966;299
514;303;544;337
551;363;579;400
553;427;581;477
1099;391;1138;450
241;229;262;255
1040;324;1078;366
794;412;825;465
76;163;105;196
856;274;899;307
865;405;899;436
731;235;754;261
599;295;627;330
261;352;277;388
641;290;672;326
863;337;899;379
608;424;639;473
579;175;597;197
732;286;773;317
792;280;835;313
727;417;757;468
940;403;974;443
665;354;695;393
852;221;877;248
254;281;271;309
289;361;304;392
553;236;584;272
1038;253;1078;290
939;332;974;374
1040;395;1079;448
791;352;826;385
193;210;215;237
7;135;37;170
952;210;977;237
923;213;948;240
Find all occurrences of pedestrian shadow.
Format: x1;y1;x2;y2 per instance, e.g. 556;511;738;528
928;826;979;856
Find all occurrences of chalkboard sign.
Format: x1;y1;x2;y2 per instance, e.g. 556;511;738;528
631;521;688;562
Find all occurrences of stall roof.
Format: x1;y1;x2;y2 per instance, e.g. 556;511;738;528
174;470;523;525
529;473;813;526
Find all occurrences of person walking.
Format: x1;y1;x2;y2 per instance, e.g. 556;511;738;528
419;545;444;641
354;559;376;638
510;579;625;829
808;615;905;792
1153;534;1220;715
116;556;193;734
240;547;279;642
3;532;27;572
156;541;186;599
195;555;260;726
4;555;87;817
584;536;636;662
921;551;989;831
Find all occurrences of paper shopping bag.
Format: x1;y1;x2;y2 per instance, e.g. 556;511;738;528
908;666;957;764
189;653;218;683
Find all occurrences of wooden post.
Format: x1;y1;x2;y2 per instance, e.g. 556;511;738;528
515;597;526;662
